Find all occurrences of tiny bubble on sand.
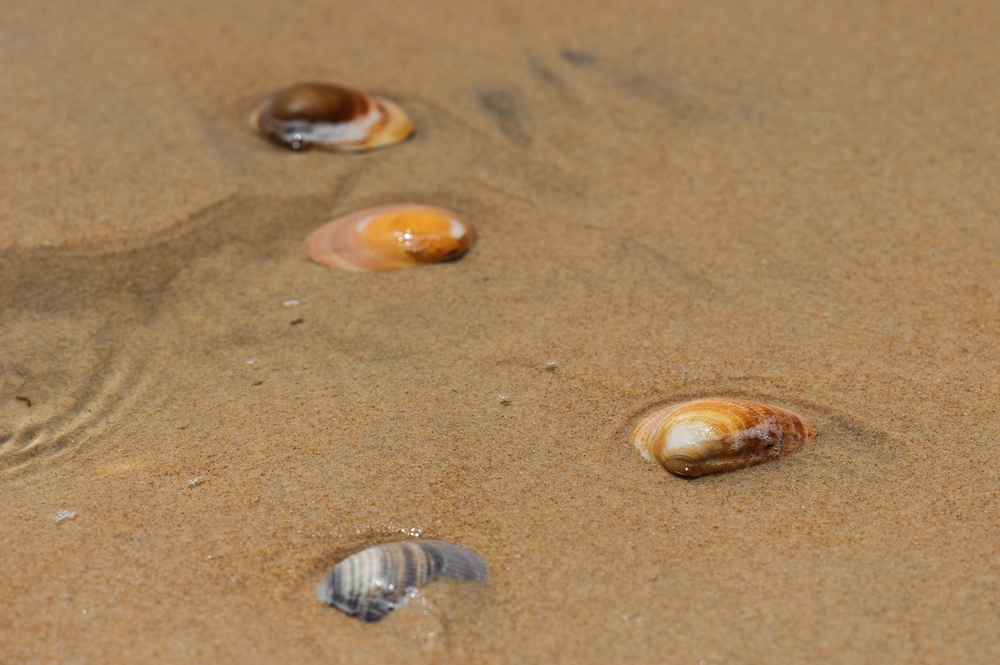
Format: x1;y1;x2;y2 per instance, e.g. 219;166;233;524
55;510;77;523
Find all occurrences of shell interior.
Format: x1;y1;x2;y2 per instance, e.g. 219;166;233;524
632;397;817;477
317;540;488;623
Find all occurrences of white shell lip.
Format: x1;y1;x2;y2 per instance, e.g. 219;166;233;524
259;102;383;146
662;421;724;459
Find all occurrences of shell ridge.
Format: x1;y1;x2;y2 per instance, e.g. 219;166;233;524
401;541;425;589
425;541;489;580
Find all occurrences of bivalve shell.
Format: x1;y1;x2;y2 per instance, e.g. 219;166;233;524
633;397;817;477
317;540;488;622
307;204;476;271
251;82;413;151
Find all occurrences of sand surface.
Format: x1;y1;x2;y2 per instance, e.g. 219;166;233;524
2;0;1000;662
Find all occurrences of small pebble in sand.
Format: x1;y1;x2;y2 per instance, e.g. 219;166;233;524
282;299;300;307
187;476;206;487
308;205;476;271
251;82;413;152
317;540;488;622
545;359;558;371
498;394;510;404
633;397;816;477
54;509;77;523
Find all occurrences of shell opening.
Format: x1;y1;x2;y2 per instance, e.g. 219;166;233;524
663;455;706;477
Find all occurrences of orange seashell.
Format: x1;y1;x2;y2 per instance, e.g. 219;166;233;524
251;82;413;151
307;204;476;271
632;398;817;477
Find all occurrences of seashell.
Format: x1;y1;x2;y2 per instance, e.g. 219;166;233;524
317;540;488;622
632;397;817;477
251;82;413;151
307;204;476;271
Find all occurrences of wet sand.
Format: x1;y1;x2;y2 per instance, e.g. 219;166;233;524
2;0;1000;662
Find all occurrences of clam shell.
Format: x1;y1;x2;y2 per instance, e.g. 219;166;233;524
632;398;817;477
307;204;476;271
251;82;413;151
317;540;488;622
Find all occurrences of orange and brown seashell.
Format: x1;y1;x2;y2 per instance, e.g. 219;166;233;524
632;398;817;477
307;204;476;271
251;82;413;151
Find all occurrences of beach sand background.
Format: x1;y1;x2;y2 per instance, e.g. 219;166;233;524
2;0;999;662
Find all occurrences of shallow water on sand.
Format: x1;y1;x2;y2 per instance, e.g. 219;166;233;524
2;0;1000;663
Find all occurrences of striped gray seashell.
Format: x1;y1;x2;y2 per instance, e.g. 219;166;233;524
317;540;488;622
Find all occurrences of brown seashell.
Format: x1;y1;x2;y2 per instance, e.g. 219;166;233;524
251;82;413;151
307;204;476;271
317;540;488;622
632;398;817;477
